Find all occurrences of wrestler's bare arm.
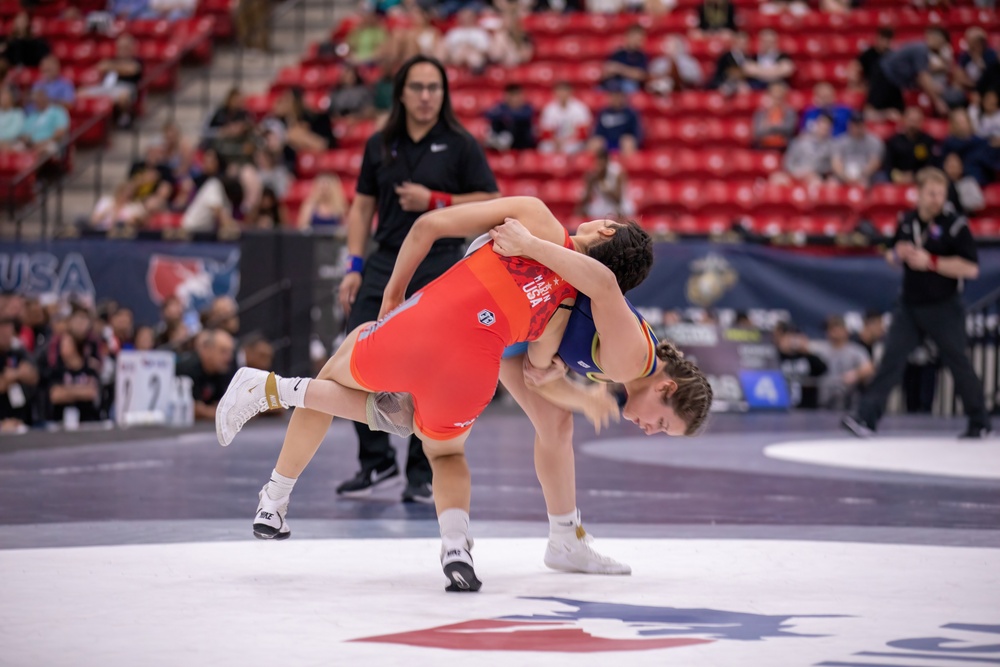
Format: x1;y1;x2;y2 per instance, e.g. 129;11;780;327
381;197;567;316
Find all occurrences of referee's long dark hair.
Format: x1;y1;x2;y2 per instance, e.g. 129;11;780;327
381;55;467;160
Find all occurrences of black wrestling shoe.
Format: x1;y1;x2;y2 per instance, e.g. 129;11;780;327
335;462;400;497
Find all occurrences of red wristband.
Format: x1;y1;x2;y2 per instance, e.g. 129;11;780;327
430;191;452;209
928;254;939;271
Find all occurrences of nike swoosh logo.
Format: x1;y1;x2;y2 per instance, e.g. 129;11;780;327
293;379;302;391
248;385;258;394
430;143;447;152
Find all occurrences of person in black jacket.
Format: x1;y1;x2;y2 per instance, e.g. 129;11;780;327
843;167;991;439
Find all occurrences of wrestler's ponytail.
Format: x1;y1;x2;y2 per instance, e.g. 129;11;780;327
656;341;713;436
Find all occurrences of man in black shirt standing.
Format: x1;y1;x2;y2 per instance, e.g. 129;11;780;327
843;168;992;439
335;55;499;503
880;106;938;184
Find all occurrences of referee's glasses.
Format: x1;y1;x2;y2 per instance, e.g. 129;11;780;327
406;83;443;96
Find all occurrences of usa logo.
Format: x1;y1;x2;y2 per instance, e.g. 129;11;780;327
478;310;496;326
352;597;837;653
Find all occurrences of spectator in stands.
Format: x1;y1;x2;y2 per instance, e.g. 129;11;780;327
813;315;874;410
239;333;274;372
851;309;885;360
443;8;490;73
953;28;998;98
647;36;703;96
236;0;271;53
296;173;347;229
853;28;894;92
486;8;533;69
776;323;827;410
577;148;635;219
801;82;853;137
940;108;994;186
346;2;389;66
866;27;952;120
392;5;444;66
880;106;937;184
181;176;243;233
20;88;69;157
760;0;810;16
0;86;25;149
108;307;135;351
328;66;375;121
969;89;1000;146
268;88;335;170
21;297;50;355
203;296;239;337
144;0;197;20
32;56;74;110
205;87;255;165
247;186;288;229
590;83;641;157
710;31;752;96
0;316;39;432
943;152;985;215
694;0;736;36
0;11;50;68
831;112;884;187
252;148;290;199
776;112;834;184
752;81;797;150
175;328;236;421
41;305;104;424
744;29;795;91
154;296;186;348
110;0;151;19
484;83;536;151
90;179;147;230
79;34;144;128
602;25;649;95
538;81;591;155
134;326;156;351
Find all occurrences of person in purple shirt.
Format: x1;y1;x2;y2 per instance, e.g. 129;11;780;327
602;26;649;95
590;83;642;157
31;56;75;109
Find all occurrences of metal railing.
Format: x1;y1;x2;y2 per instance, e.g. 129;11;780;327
1;21;218;239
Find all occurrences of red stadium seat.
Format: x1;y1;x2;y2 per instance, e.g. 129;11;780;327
983;185;1000;216
865;184;917;218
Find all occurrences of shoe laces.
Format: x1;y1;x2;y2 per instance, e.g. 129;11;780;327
235;396;269;431
570;531;625;568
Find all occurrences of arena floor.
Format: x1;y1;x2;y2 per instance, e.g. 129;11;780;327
1;408;998;667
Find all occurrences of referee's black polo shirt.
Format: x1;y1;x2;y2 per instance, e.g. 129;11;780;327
355;119;498;252
890;209;979;306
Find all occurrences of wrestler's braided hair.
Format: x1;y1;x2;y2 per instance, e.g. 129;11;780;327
656;341;713;436
585;219;653;293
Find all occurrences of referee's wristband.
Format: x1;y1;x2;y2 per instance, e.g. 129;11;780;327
430;191;452;209
347;255;364;274
928;254;939;272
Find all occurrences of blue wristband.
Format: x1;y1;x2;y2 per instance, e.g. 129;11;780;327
347;255;364;274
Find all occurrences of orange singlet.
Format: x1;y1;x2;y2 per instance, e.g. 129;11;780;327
350;230;578;440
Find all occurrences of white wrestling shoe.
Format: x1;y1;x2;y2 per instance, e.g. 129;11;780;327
253;485;291;540
441;538;482;592
216;367;288;447
545;527;632;575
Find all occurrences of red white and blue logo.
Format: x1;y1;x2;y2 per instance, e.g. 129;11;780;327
146;252;239;312
352;597;838;653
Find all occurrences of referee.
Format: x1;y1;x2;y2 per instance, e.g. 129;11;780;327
843;167;992;439
336;55;500;503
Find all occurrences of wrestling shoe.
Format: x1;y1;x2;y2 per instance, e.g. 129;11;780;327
442;538;481;592
216;367;287;447
959;425;993;439
335;462;400;497
402;481;434;504
544;527;632;575
253;485;290;540
841;415;875;439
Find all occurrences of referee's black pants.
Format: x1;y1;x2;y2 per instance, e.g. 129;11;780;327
346;245;464;485
856;295;990;430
